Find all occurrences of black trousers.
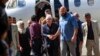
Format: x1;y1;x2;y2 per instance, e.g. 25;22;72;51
76;40;80;56
20;48;31;56
47;40;60;56
20;43;31;56
32;38;42;56
66;44;70;56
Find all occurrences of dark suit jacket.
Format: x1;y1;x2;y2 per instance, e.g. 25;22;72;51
77;20;83;43
42;23;59;46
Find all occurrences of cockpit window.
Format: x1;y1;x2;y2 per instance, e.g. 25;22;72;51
74;0;81;7
6;0;17;8
6;0;26;9
87;0;94;6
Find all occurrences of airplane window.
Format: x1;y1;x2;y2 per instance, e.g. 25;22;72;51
74;0;81;7
18;0;26;7
87;0;94;6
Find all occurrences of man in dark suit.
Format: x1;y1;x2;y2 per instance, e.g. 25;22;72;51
42;15;59;56
73;12;83;56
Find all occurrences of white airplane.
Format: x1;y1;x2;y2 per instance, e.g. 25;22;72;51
5;0;64;21
6;0;100;24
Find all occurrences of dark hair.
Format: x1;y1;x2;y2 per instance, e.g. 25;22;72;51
8;16;12;19
19;19;22;20
45;9;51;13
85;13;91;17
31;15;37;21
13;17;16;19
13;17;16;21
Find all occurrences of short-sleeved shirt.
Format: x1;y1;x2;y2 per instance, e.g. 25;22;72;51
59;13;78;41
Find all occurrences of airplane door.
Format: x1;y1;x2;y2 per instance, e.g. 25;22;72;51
35;1;51;21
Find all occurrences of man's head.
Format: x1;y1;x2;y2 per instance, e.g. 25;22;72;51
45;14;53;25
73;12;80;20
45;9;51;16
0;0;8;4
8;16;13;25
31;15;37;22
12;17;16;24
85;13;91;22
59;6;68;17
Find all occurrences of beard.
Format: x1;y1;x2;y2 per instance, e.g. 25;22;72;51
61;13;66;17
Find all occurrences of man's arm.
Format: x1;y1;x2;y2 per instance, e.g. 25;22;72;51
55;28;60;37
52;28;61;40
41;25;55;40
29;24;34;41
29;24;34;47
71;28;78;43
96;21;100;37
71;16;78;43
41;25;49;37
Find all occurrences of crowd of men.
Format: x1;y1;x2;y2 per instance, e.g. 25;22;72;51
0;0;100;56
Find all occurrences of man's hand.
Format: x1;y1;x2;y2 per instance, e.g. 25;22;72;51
52;35;57;40
20;46;23;52
17;45;23;52
47;35;52;39
30;41;32;48
79;41;83;48
71;35;77;43
47;35;56;40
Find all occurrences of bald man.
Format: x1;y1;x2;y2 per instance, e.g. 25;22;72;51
54;6;78;56
73;12;83;56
